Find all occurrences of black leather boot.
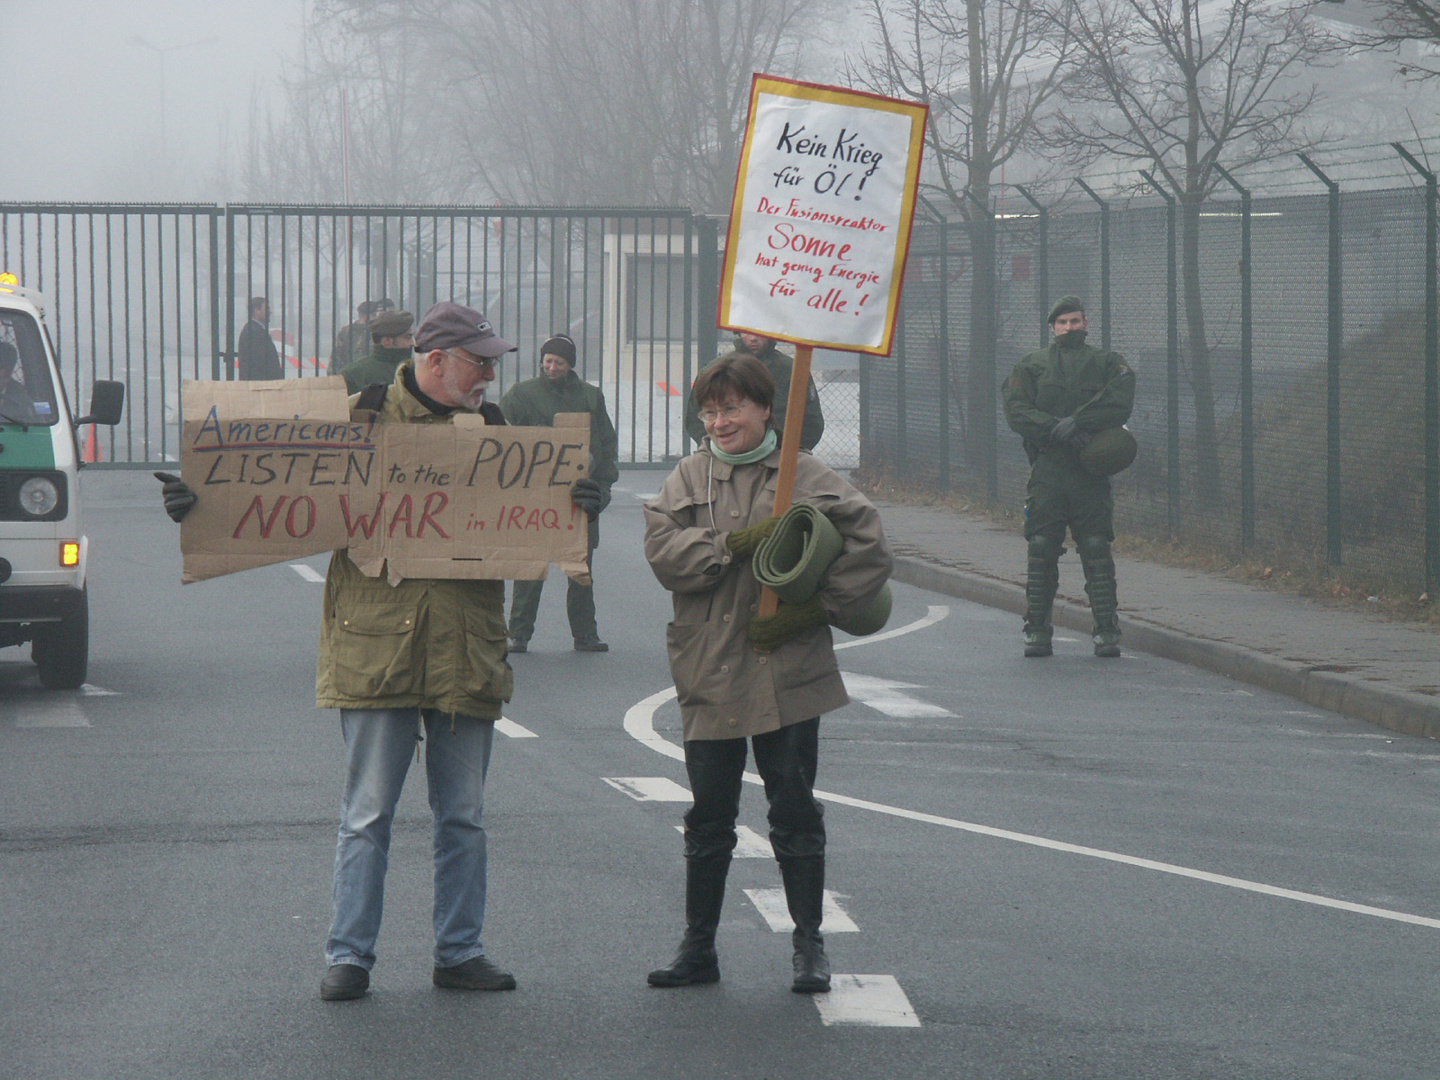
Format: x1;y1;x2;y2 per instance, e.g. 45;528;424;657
779;856;831;993
647;855;729;987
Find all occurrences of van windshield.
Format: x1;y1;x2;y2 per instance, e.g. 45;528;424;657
0;311;59;427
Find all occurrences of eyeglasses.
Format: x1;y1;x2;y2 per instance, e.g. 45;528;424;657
445;350;497;371
698;404;748;424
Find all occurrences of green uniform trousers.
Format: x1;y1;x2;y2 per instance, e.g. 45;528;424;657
1023;452;1115;543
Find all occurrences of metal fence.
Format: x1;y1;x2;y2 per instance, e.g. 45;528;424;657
0;204;704;467
862;162;1440;599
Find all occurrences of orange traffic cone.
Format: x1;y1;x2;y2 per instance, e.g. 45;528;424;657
82;425;101;463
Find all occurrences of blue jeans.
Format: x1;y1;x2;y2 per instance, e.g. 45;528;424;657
325;708;496;971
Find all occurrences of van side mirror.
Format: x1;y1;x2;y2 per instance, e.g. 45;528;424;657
77;380;125;427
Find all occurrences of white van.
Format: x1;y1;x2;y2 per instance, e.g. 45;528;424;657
0;274;124;689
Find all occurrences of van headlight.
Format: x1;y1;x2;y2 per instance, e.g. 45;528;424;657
18;476;60;517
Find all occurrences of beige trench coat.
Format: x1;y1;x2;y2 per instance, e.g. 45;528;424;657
643;445;892;741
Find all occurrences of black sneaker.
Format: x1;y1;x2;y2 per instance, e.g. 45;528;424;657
574;638;609;652
433;956;517;991
320;963;370;1001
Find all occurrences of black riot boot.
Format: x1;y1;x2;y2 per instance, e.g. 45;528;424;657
1078;535;1121;658
1024;536;1062;657
647;855;729;987
779;856;831;993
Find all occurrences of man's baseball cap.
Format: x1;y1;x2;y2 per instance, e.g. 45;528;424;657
414;301;516;359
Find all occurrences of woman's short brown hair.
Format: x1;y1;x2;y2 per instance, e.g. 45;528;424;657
691;352;775;414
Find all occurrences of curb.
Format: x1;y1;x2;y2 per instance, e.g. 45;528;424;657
892;555;1440;742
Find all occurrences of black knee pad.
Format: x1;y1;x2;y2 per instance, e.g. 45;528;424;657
1076;535;1111;562
1028;534;1064;562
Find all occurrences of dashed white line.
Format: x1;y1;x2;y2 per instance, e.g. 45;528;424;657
743;888;860;933
603;776;692;802
289;563;326;583
675;823;771;858
814;975;921;1028
13;701;90;728
496;717;537;739
80;683;119;697
620;606;1440;933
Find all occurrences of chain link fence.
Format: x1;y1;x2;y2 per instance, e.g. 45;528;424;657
862;171;1440;599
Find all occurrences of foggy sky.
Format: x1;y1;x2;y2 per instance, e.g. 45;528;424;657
0;0;305;203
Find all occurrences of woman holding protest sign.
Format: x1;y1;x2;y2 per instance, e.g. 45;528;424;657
641;353;891;993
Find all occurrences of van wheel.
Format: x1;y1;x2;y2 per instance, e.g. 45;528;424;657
32;589;89;690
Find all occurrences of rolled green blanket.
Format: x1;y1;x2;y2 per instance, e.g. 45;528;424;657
834;583;892;637
753;503;844;605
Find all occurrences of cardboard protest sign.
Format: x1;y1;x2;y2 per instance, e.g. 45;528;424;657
176;377;591;586
719;76;927;355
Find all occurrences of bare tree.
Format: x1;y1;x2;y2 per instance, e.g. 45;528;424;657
1051;0;1342;506
239;10;460;204
282;0;821;211
1367;0;1440;78
850;0;1074;467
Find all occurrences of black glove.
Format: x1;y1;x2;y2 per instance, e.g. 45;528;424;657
1051;415;1082;446
154;471;197;523
597;484;613;515
571;477;603;520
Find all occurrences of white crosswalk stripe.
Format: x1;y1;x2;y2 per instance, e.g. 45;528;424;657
814;974;921;1027
289;563;326;583
603;776;691;802
741;887;860;932
495;717;537;739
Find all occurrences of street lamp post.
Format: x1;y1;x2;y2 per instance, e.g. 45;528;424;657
127;34;219;164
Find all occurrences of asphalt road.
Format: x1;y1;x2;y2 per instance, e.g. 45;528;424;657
1;470;1437;1080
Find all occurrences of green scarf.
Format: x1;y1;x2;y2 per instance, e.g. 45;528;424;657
709;428;778;465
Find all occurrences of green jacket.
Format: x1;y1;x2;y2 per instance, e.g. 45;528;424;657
1002;336;1135;465
500;370;619;548
315;362;513;719
328;322;369;375
685;342;825;450
499;371;619;486
338;346;411;394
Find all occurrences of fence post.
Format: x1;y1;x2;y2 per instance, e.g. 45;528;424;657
1394;143;1440;598
1299;153;1344;566
694;215;719;441
1214;163;1254;551
938;216;952;489
222;204;235;380
1142;171;1181;537
1075;180;1111;351
1014;186;1049;348
963;188;999;498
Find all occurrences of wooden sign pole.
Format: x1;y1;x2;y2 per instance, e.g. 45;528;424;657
757;343;814;618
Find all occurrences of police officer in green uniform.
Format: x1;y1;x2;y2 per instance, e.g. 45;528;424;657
1002;296;1135;658
337;309;415;393
685;333;824;451
328;299;393;375
499;334;619;653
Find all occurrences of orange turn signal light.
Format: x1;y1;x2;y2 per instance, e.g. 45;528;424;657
60;542;80;567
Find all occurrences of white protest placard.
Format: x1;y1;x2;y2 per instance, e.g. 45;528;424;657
719;76;927;355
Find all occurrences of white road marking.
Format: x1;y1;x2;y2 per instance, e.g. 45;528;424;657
495;717;537;739
289;564;326;583
833;605;948;650
814;975;921;1028
675;823;771;858
620;605;1440;932
80;684;118;696
840;673;955;718
603;776;692;802
635;492;659;501
743;888;860;932
14;700;90;728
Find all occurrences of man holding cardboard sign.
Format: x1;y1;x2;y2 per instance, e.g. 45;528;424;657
158;301;605;1002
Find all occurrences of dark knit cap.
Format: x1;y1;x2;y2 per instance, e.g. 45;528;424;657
1048;295;1085;323
539;334;577;365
